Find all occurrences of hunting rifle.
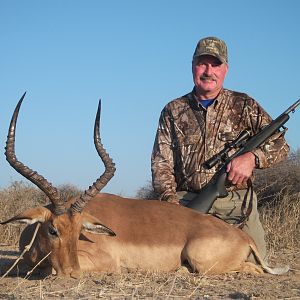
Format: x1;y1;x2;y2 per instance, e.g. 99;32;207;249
186;98;300;213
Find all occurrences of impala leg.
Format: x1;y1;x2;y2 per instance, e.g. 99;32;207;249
235;261;264;274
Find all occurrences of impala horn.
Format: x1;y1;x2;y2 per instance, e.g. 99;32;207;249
70;100;116;214
5;93;66;215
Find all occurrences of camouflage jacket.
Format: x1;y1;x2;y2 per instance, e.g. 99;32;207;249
151;88;289;202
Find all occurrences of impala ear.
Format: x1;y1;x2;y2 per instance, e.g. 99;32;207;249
82;221;116;236
82;212;116;236
0;207;52;225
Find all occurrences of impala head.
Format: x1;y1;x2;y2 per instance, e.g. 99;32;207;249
1;93;116;278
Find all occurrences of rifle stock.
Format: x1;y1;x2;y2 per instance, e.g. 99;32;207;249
185;98;300;213
186;168;228;211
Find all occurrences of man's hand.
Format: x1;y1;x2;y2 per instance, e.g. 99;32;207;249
226;152;256;185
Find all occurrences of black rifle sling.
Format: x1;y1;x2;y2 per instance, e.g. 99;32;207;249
236;179;254;229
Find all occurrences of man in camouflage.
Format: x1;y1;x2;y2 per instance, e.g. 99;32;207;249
151;36;289;258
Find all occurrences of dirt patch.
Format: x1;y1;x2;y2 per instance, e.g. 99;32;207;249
0;246;299;299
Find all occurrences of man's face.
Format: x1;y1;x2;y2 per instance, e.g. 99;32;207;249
192;55;228;99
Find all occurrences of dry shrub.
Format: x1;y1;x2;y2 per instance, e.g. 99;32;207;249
0;181;81;245
260;192;300;254
253;150;300;253
254;149;300;205
135;180;159;200
0;181;47;245
56;183;81;202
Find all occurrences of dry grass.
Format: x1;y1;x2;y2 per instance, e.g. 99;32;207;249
0;266;299;299
0;181;80;245
254;149;300;204
254;150;300;255
261;192;300;255
0;181;45;246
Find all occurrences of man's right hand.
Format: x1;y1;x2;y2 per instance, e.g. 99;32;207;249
226;152;256;185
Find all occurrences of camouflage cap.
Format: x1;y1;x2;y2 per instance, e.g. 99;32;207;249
193;37;228;63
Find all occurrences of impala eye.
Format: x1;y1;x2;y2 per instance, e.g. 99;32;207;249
48;225;58;237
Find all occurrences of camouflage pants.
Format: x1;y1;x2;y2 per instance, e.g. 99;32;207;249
177;189;267;260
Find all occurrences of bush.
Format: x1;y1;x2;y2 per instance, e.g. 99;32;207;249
135;180;159;200
0;181;81;245
56;183;81;202
260;192;300;254
254;149;300;206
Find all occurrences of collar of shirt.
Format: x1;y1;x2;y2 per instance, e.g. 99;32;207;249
189;87;225;110
199;99;214;108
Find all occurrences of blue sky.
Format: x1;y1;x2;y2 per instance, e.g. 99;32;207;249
1;1;300;197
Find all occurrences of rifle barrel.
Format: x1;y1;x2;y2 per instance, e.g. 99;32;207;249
282;99;300;115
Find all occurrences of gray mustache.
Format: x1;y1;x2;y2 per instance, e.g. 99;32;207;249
200;75;216;81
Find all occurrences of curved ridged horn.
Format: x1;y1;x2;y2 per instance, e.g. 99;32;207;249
5;93;66;215
70;100;116;214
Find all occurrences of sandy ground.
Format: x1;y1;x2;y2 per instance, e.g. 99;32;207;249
0;245;299;299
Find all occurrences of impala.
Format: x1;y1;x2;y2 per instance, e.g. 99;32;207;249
1;93;288;278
